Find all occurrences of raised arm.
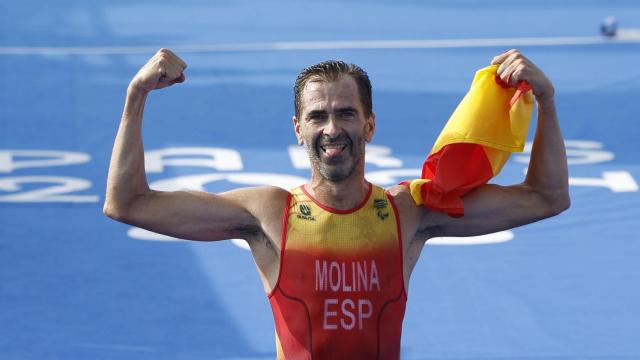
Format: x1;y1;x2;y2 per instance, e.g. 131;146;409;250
103;49;281;242
421;49;570;238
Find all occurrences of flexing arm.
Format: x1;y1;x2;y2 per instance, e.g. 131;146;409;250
103;49;271;241
420;50;570;238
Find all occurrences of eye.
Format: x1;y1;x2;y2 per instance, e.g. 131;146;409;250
338;110;356;119
309;113;327;122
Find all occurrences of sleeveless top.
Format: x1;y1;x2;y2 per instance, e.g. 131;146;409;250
268;183;407;360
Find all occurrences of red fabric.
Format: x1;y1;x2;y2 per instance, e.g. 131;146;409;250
494;76;532;107
405;75;532;217
420;143;494;217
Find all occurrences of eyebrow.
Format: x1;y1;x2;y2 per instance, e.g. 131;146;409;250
305;107;359;119
306;110;328;119
336;106;358;114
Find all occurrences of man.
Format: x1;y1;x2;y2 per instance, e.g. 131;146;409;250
104;48;569;359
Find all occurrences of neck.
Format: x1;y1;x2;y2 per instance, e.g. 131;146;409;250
305;168;370;211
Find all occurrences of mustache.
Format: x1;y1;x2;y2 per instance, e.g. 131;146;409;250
317;133;352;146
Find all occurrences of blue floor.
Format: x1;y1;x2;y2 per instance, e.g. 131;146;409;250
2;1;640;358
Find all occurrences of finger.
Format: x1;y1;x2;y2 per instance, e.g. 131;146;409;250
497;51;528;83
491;48;518;65
154;48;170;62
154;49;186;73
173;73;186;84
157;63;178;83
170;52;188;70
497;60;521;86
157;75;180;89
165;64;183;82
510;67;525;86
157;65;168;83
496;55;514;81
159;66;185;88
161;48;187;70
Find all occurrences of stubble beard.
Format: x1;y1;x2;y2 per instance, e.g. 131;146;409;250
305;133;366;183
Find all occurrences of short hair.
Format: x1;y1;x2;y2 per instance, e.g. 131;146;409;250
294;60;372;118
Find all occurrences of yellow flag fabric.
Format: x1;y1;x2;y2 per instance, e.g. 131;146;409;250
404;64;534;217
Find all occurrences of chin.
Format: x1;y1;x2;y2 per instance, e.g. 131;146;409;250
319;164;356;182
322;172;348;182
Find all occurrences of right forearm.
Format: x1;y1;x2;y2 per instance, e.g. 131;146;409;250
104;87;151;216
104;48;187;220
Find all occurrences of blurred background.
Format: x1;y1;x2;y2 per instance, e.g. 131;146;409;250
1;0;639;358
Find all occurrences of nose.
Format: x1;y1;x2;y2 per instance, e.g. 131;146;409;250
323;115;341;138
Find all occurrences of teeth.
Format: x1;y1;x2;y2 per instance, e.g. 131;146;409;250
321;144;346;153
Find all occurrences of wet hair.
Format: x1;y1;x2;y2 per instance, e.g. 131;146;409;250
294;60;372;118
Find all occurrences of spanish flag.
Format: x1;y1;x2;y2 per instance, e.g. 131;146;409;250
404;64;534;217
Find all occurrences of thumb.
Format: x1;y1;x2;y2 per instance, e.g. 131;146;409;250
173;73;186;84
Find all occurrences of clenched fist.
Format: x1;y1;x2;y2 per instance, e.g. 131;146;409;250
129;48;187;94
491;49;554;103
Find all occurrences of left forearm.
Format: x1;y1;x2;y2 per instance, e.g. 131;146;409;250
525;96;570;211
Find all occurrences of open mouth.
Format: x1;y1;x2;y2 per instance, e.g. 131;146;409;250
320;143;348;157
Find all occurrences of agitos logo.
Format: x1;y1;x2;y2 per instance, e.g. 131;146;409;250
297;203;316;221
373;199;389;220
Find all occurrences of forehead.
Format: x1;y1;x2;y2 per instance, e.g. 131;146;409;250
299;76;361;113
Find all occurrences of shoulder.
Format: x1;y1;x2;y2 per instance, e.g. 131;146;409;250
221;185;292;248
222;185;291;217
224;185;290;200
385;184;440;242
385;184;422;230
385;184;417;212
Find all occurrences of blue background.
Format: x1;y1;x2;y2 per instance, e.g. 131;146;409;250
1;1;639;358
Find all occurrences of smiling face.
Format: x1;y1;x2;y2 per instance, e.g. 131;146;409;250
294;75;375;182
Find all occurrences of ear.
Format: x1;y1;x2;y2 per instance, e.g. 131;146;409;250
365;112;376;143
293;116;303;145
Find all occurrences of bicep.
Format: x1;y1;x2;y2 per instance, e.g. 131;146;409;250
422;183;560;238
117;187;265;241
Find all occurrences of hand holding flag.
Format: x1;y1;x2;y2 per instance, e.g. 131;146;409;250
404;50;554;217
